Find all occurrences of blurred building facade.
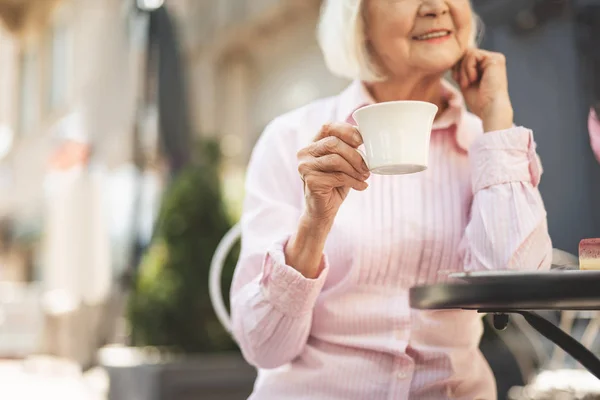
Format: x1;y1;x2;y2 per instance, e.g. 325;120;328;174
169;0;349;165
0;0;350;368
0;0;160;366
164;0;351;216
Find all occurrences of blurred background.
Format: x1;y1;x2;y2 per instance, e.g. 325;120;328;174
0;0;598;399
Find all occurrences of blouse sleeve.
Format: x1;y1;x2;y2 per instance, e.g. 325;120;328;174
459;127;553;271
230;117;329;369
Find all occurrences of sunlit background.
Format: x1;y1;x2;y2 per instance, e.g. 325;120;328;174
0;0;598;399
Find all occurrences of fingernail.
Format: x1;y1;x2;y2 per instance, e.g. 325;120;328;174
353;132;362;144
361;161;369;173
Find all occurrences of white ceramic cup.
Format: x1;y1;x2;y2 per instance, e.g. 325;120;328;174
352;101;438;175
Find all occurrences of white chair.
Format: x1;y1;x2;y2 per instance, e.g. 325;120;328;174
506;310;600;400
505;249;600;400
209;222;241;334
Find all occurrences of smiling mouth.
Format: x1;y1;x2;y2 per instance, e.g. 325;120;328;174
413;30;452;40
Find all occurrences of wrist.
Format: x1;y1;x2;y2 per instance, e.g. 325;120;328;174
285;213;332;279
483;118;513;133
482;100;514;133
299;212;334;236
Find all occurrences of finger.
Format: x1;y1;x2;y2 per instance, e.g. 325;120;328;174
464;51;482;85
460;55;470;89
460;50;478;88
482;51;506;70
303;171;369;192
309;136;370;175
298;151;368;183
470;49;506;70
314;153;369;181
452;58;463;86
314;122;363;148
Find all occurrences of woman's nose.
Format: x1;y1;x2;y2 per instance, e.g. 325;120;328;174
418;0;450;18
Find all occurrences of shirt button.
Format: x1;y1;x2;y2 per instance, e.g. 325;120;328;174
397;371;408;379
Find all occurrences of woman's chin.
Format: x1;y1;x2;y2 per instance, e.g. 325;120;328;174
417;59;461;76
411;51;463;74
408;64;456;79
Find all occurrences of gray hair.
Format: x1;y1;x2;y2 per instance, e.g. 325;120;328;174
317;0;483;82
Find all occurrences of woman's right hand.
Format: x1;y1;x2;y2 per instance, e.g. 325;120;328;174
285;123;369;279
297;123;370;224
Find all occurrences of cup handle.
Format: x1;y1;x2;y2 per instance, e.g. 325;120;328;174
356;148;369;170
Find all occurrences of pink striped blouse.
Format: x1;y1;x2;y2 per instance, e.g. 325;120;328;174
231;80;553;400
590;109;600;162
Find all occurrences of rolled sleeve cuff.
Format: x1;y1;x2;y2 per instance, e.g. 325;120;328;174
259;236;329;317
469;126;542;193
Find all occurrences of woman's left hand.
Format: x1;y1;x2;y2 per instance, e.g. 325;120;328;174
452;48;514;133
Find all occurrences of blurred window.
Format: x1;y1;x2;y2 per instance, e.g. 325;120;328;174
47;22;70;111
18;46;39;134
0;30;16;127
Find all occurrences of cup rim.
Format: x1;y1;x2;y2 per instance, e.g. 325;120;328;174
352;100;439;121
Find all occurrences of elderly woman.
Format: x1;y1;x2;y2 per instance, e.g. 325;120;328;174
230;0;553;398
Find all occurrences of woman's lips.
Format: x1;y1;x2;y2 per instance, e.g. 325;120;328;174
413;30;452;43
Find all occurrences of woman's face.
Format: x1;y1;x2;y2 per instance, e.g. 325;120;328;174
364;0;473;79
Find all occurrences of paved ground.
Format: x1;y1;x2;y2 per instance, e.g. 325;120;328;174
0;357;107;400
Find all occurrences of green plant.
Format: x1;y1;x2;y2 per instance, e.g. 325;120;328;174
127;137;239;354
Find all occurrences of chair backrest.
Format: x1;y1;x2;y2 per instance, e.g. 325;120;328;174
209;222;242;334
548;249;600;369
496;248;600;380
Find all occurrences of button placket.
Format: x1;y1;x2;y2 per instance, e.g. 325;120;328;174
393;354;414;383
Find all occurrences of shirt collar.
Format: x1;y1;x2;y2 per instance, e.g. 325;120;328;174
337;79;472;152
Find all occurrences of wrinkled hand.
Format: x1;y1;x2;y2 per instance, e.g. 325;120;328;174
452;48;514;132
297;123;370;224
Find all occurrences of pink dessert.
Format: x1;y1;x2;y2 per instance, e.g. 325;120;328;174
579;238;600;270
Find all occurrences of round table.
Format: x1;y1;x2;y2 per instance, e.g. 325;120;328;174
409;270;600;379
